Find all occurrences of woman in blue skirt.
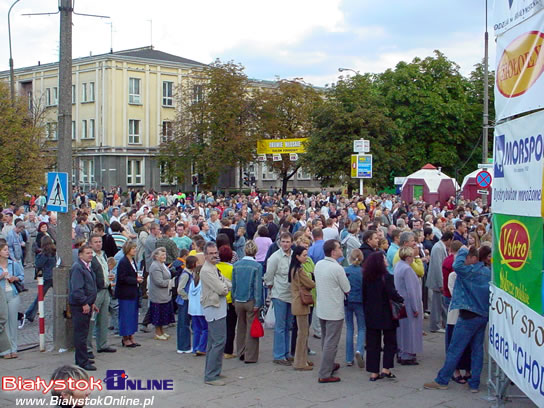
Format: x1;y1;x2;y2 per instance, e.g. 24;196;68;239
115;242;143;347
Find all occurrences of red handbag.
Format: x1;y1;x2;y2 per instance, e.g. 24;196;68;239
250;317;264;338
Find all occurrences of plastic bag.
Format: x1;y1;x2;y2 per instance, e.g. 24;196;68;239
263;303;275;329
250;317;264;338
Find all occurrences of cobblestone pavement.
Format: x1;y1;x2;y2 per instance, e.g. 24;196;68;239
2;266;536;408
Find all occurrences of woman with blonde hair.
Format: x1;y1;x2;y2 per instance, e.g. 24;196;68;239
344;249;365;367
148;247;175;340
468;232;480;249
115;241;143;347
394;246;423;365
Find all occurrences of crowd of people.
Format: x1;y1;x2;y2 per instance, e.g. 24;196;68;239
0;188;492;391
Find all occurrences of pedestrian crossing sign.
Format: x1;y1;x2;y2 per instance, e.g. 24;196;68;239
46;172;69;213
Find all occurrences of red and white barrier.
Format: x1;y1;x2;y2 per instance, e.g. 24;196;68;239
37;276;45;352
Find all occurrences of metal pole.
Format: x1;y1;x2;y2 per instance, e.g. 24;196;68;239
359;178;363;195
482;0;489;207
53;0;73;352
37;274;45;351
8;0;20;106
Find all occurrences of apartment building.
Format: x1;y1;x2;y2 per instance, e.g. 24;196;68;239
1;46;318;192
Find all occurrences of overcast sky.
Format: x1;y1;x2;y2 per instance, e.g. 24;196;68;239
0;0;495;86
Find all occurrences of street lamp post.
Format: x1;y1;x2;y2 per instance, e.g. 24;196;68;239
8;0;21;106
482;0;490;207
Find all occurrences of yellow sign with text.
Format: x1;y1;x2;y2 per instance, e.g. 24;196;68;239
257;138;307;155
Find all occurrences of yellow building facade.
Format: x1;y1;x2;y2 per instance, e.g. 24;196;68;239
1;46;318;192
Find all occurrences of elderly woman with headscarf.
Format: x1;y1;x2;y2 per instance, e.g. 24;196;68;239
148;247;175;341
394;246;423;365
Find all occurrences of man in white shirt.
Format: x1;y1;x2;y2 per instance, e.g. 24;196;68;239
314;239;351;383
322;218;339;242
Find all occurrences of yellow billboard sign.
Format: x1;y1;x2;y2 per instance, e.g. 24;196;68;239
257;138;307;155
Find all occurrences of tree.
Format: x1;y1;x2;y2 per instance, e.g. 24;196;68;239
376;51;479;178
254;79;321;194
0;82;50;203
159;60;257;188
302;74;399;193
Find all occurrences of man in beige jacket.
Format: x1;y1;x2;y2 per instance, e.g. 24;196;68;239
200;242;232;386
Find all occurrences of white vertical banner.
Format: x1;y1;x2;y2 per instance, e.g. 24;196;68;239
489;286;544;405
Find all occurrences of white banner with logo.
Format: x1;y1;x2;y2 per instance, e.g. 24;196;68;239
489;285;544;406
494;0;544;36
494;8;544;121
492;110;544;216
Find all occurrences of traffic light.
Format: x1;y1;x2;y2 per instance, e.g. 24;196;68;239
243;172;250;186
192;175;198;185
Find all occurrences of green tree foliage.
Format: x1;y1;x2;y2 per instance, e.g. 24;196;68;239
376;51;479;178
0;83;50;203
159;60;257;188
254;80;321;194
302;74;399;191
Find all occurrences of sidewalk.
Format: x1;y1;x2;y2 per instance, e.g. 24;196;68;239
3;267;535;408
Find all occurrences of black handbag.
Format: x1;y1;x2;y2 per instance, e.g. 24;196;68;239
13;280;28;293
382;275;406;320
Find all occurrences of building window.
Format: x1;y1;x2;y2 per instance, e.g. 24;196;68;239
79;158;95;185
261;162;277;180
71;121;76;140
81;83;87;102
127;158;143;185
162;81;173;106
297;168;312;180
47;122;58;140
160;162;176;185
81;120;87;139
46;88;51;106
129;78;141;104
128;119;141;144
161;121;172;143
72;85;76;104
52;87;58;105
89;82;95;102
89;119;95;139
192;84;203;105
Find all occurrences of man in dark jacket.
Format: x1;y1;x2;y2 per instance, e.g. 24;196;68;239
360;230;379;260
69;245;98;370
88;235;116;354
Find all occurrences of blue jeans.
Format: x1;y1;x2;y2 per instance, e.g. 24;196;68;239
176;301;191;352
191;316;208;353
25;279;53;321
272;298;292;360
345;302;365;363
435;314;487;390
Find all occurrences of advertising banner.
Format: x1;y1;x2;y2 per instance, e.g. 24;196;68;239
489;286;544;405
494;9;544;120
350;154;372;179
492;110;544;217
257;138;307;155
493;213;543;313
494;0;544;36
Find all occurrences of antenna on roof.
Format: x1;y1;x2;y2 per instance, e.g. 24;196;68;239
147;19;153;48
106;21;113;53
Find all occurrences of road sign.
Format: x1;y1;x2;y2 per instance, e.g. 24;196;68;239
476;170;492;189
353;139;370;153
289;153;298;161
477;163;493;169
46;172;68;213
272;154;282;162
257;154;266;162
351;154;372;179
477;189;489;195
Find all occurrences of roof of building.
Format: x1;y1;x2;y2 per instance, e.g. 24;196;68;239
0;46;206;76
112;47;206;66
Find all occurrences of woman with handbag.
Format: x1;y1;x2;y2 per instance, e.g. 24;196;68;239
289;245;315;371
363;252;404;381
0;242;25;359
394;247;423;365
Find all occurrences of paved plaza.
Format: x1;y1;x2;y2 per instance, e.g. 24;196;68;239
1;267;536;408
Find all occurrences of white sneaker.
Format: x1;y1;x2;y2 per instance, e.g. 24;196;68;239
177;349;192;354
18;314;27;329
431;328;446;334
